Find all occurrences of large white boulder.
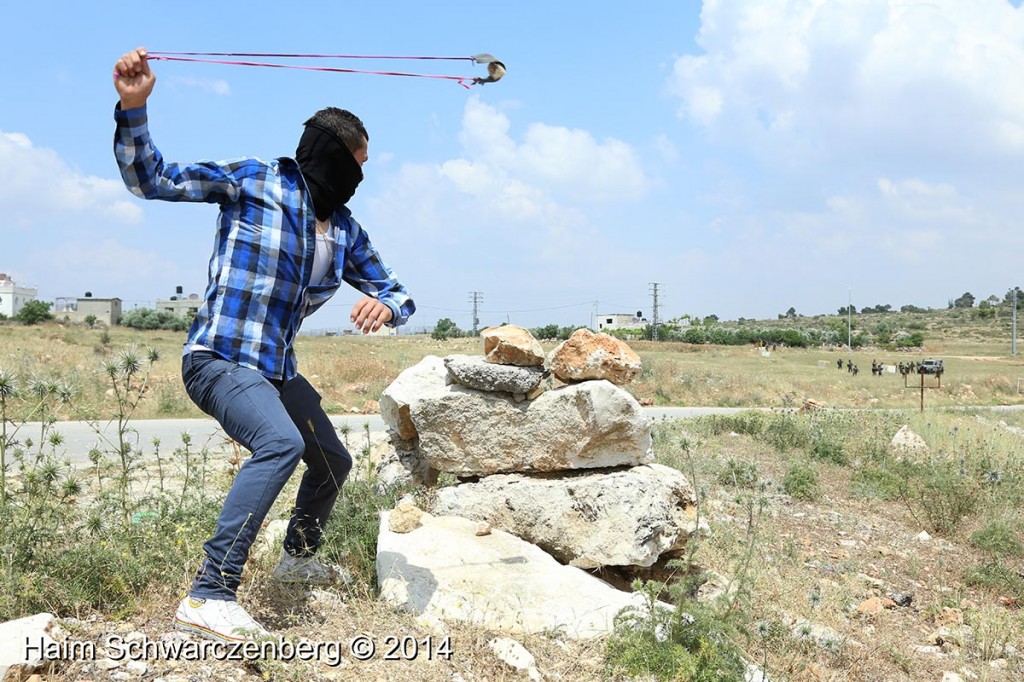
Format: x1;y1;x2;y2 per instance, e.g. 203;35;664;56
432;463;700;568
0;612;65;681
376;512;651;639
380;357;652;475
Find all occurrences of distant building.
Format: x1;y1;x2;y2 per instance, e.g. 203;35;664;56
355;324;398;337
156;286;201;319
0;273;38;318
597;312;647;332
55;293;122;327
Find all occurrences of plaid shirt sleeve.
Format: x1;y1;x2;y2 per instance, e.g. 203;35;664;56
113;104;243;205
342;217;416;327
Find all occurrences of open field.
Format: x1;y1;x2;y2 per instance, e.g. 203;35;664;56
1;308;1023;421
2;312;1024;680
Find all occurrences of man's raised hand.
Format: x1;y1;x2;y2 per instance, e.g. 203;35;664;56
113;47;155;110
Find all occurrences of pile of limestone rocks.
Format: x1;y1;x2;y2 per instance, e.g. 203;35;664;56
374;325;705;638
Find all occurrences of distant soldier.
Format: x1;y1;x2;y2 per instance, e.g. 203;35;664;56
837;358;843;370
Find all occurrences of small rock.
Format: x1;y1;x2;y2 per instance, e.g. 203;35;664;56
110;672;131;682
489;637;541;681
916;530;932;543
126;660;148;676
911;645;944;655
856;597;891;615
482;326;545;367
942;673;965;682
388;499;424;533
549;328;642;385
475;522;492;536
857;573;885;589
933;607;963;627
95;658;122;671
888;592;913;607
989;658;1008;670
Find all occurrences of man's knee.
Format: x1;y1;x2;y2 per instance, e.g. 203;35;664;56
272;430;307;469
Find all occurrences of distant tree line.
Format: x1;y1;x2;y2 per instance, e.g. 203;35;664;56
119;308;191;332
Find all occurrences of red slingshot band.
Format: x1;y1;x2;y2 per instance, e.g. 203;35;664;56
145;51;506;88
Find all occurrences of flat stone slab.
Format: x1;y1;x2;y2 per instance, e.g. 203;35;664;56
377;512;649;639
444;355;545;395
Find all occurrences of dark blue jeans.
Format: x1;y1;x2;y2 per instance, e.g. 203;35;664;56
181;351;352;599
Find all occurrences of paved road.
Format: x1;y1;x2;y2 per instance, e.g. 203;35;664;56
18;407;755;466
18;404;1023;466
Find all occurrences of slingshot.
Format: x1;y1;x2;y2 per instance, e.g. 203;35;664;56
145;51;507;89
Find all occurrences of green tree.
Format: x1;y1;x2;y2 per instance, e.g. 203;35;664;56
531;324;560;339
431;318;462;340
14;300;53;325
953;292;976;309
83;314;98;328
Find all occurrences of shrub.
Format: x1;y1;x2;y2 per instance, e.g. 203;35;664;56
717;459;759;489
900;462;982;535
763;414;811;452
970;520;1024;558
783;462;821;501
606;580;748;682
810;437;848;466
850;466;904;500
965;562;1024;606
120;308;190;332
700;412;765;437
14;300;53;325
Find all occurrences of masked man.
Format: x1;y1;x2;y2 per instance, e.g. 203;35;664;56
113;47;415;642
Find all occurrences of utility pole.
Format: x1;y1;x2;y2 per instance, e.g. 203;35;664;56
847;286;852;351
649;283;661;342
1013;287;1018;357
468;291;483;336
591;300;599;330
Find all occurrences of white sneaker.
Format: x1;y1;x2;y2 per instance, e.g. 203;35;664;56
270;550;351;586
173;596;270;642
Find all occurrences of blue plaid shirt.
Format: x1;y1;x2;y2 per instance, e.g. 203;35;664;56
114;105;415;381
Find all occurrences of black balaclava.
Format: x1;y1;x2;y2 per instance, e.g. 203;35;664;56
295;122;363;221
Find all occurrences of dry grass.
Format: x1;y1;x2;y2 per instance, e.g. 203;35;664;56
654;411;1024;682
2;315;1023;421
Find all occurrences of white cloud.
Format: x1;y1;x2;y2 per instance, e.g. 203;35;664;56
0;131;143;228
367;96;645;273
169;76;232;96
458;98;648;201
669;0;1024;165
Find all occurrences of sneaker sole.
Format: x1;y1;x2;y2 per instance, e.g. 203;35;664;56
173;617;251;643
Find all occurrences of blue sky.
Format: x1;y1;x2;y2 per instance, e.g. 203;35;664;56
3;1;1024;333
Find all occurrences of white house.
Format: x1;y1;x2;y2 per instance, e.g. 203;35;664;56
0;273;37;318
597;312;647;332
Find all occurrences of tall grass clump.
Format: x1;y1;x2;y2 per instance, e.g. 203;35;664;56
783;462;821;501
0;348;224;621
606;436;759;682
